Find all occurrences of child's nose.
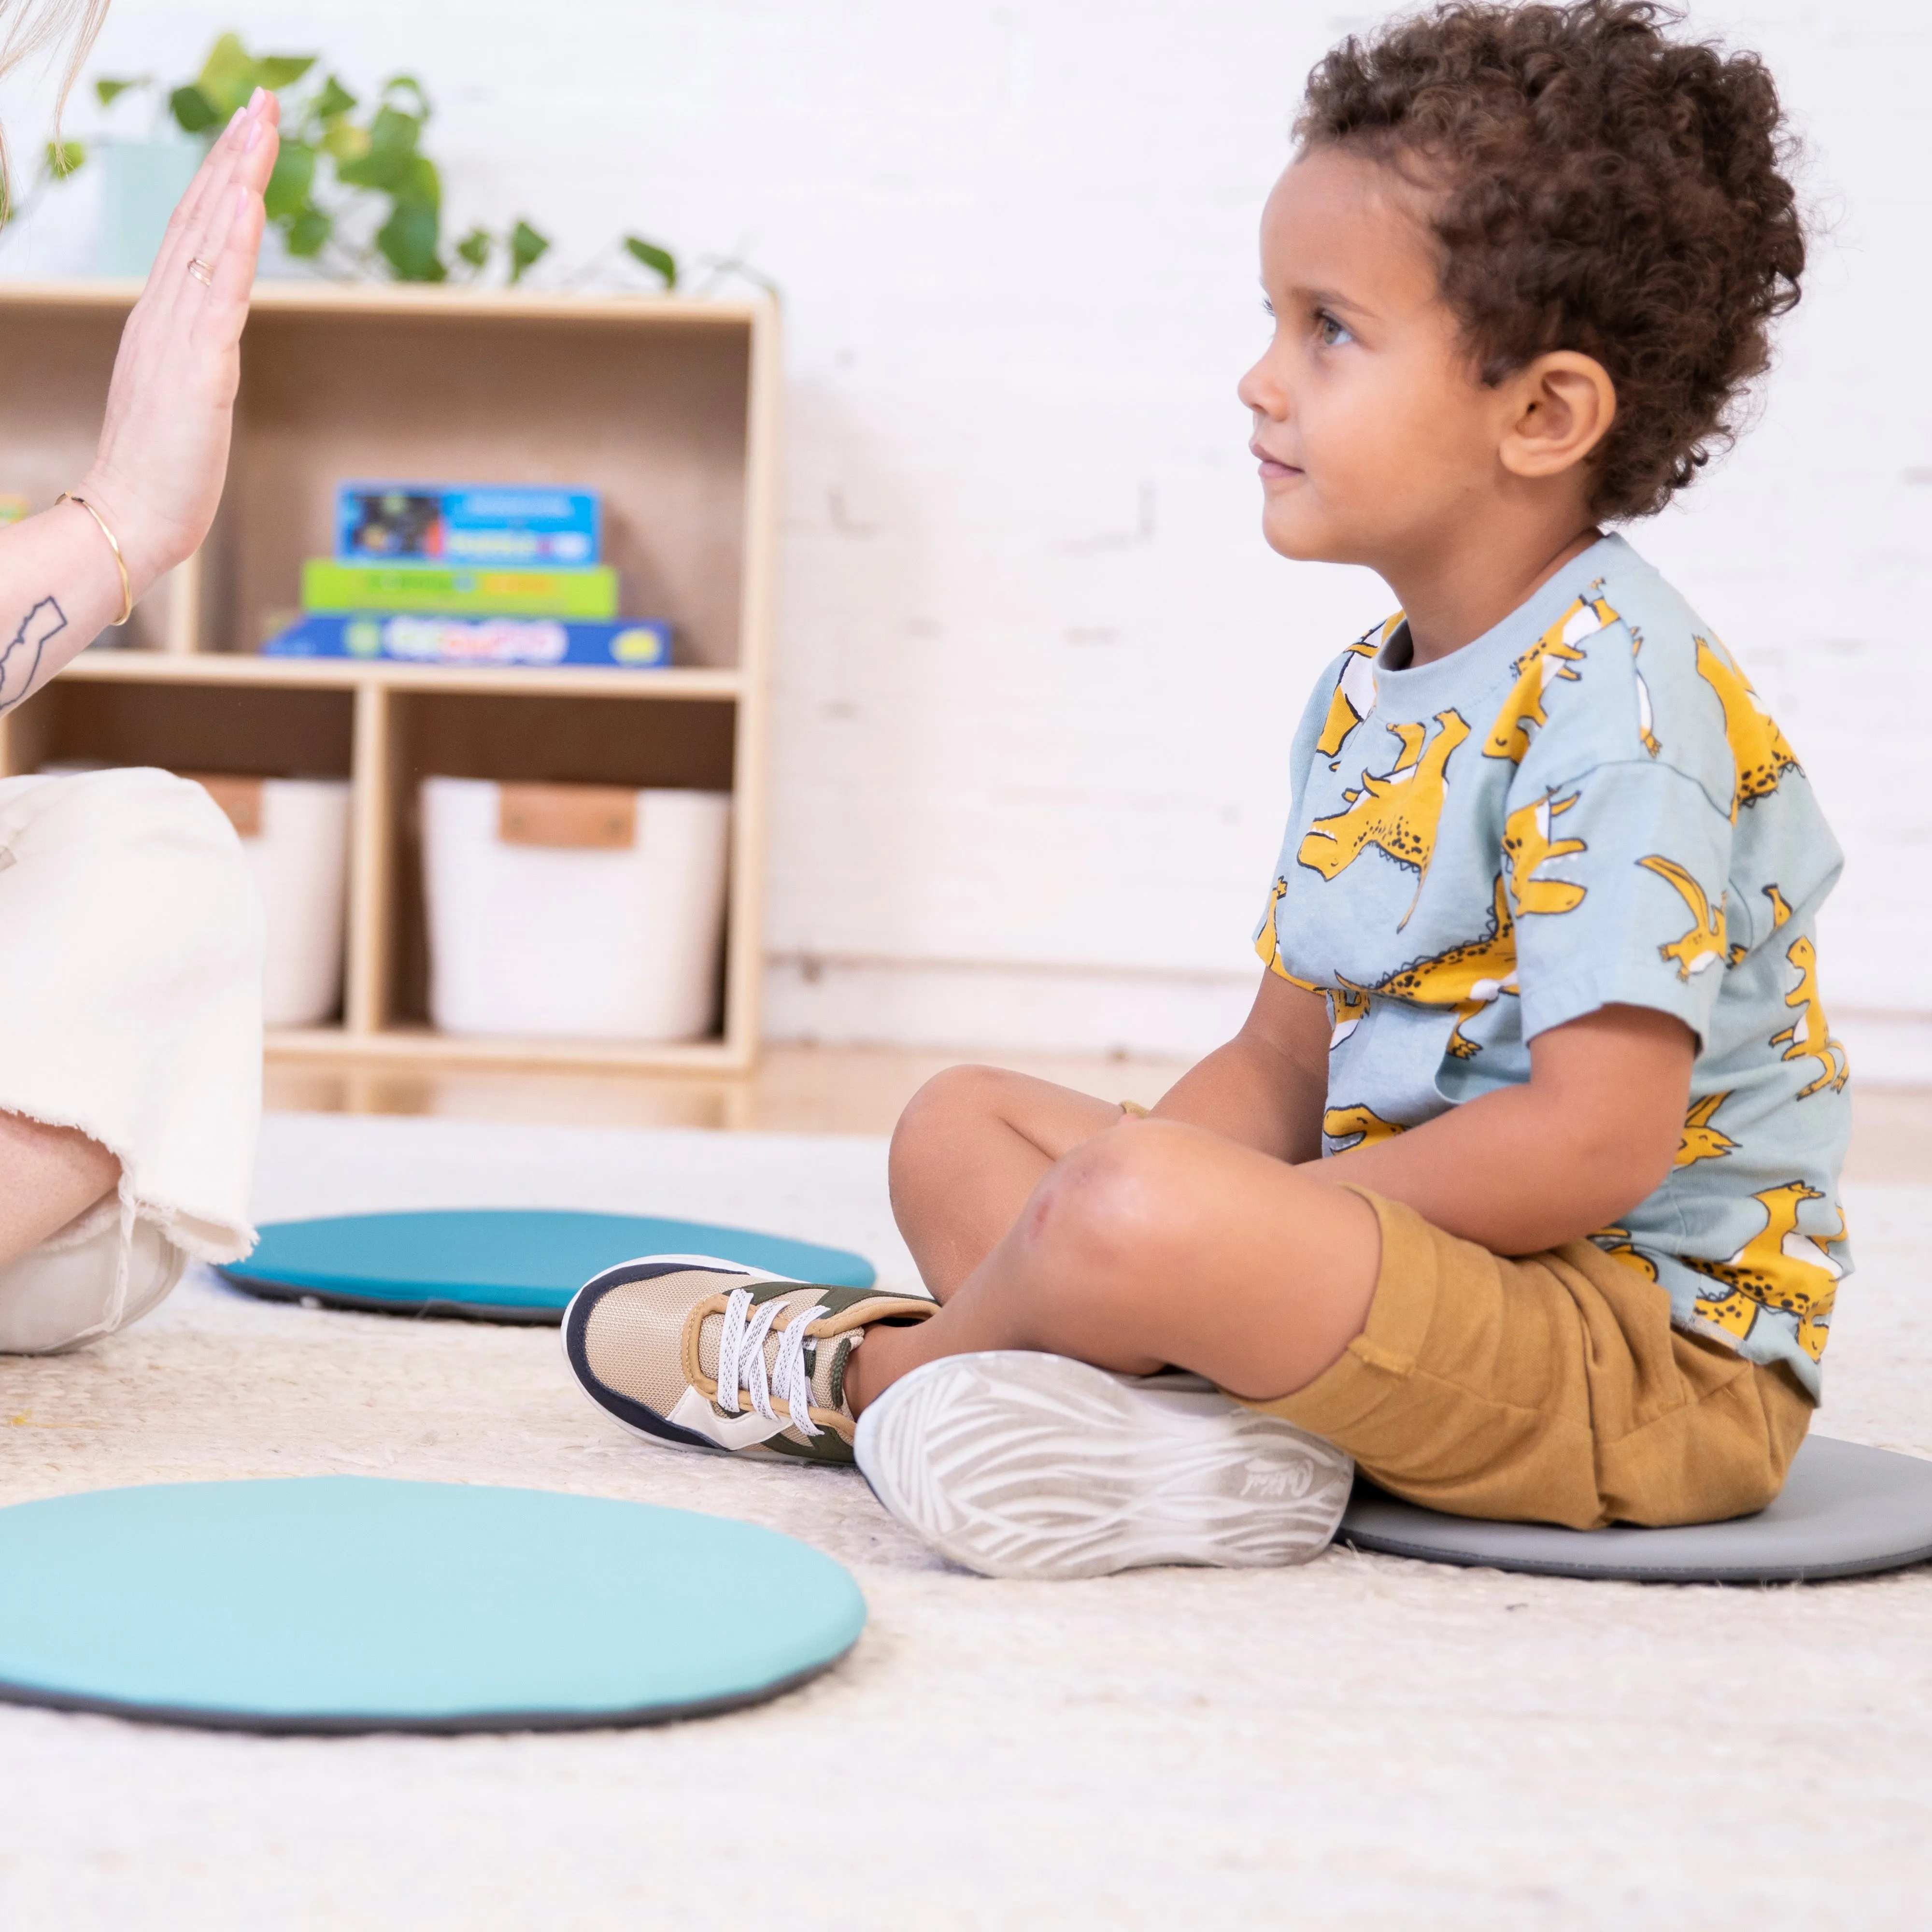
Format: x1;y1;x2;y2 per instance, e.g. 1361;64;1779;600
1237;353;1286;421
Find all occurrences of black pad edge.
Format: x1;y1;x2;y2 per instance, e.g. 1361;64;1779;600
218;1271;563;1327
0;1645;855;1736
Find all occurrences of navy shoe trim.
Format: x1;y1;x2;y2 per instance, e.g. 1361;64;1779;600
563;1259;758;1454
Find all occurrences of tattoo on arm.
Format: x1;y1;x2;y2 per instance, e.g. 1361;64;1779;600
0;597;67;714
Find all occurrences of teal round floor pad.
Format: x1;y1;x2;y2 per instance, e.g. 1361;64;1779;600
1339;1435;1932;1583
0;1477;866;1733
218;1209;876;1324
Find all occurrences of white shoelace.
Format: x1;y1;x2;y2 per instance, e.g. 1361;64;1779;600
713;1286;831;1436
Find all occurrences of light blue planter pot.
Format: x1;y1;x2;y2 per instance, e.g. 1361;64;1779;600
96;140;204;279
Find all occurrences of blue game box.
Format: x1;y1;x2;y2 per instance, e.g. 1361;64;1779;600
336;484;602;568
263;613;671;670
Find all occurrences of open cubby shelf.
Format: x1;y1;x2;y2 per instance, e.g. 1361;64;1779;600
0;282;780;1073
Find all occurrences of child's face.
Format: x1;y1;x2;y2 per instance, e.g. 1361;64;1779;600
1239;146;1520;568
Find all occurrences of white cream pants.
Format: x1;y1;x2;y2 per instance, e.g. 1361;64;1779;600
0;767;263;1353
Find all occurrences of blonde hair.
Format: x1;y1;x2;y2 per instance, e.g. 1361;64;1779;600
0;0;112;216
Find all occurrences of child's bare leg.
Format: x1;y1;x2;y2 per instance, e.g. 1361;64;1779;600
0;1111;118;1265
849;1116;1378;1412
888;1065;1127;1301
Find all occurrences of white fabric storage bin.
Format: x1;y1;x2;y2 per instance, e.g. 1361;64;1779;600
199;776;353;1028
40;765;352;1029
420;776;731;1041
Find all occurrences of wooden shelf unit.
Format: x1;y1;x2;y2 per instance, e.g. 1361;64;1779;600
0;282;781;1073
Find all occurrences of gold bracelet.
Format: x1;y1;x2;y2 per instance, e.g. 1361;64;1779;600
55;492;133;625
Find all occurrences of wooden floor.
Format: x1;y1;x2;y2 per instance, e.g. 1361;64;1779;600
266;1045;1932;1183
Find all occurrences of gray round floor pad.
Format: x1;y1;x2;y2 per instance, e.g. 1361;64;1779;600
1338;1436;1932;1583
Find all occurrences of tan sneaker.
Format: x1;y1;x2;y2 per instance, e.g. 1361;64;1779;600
563;1254;935;1463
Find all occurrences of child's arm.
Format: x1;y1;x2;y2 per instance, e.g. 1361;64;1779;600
1317;1004;1694;1255
1151;975;1692;1256
1148;971;1331;1163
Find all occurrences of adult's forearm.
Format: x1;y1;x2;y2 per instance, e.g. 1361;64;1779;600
0;503;139;713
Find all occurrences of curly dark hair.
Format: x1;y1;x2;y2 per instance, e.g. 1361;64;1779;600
1295;0;1805;519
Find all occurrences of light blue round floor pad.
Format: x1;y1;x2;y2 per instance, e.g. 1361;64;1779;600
0;1478;867;1732
219;1209;875;1321
1339;1436;1932;1583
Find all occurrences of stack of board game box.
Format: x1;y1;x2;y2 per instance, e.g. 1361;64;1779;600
262;484;673;669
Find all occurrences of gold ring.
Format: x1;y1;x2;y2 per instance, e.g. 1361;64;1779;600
187;256;214;286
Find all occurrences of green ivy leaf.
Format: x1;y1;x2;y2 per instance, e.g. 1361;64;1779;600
263;141;317;219
169;85;219;134
284;207;332;257
400;154;441;211
380;75;432;123
508;219;550;284
339;104;427;191
376;199;445;282
196;35;316;116
94;77;145;108
194;33;257;116
44;138;85;176
254;54;317;92
455;227;492;270
312;76;357;123
320;121;370;166
623;235;678;289
369;104;424;156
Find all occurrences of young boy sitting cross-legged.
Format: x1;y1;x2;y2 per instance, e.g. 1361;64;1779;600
564;0;1849;1579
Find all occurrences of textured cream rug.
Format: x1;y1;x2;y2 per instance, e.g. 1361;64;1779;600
0;1112;1926;1929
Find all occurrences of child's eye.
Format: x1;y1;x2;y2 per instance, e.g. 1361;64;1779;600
1261;297;1277;320
1316;311;1354;347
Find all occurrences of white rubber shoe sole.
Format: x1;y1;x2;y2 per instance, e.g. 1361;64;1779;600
853;1350;1355;1580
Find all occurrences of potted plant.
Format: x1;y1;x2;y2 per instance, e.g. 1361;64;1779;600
6;31;683;291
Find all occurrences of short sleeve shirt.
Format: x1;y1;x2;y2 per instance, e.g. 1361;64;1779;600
1254;533;1851;1398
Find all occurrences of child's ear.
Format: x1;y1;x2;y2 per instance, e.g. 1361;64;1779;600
1498;351;1617;482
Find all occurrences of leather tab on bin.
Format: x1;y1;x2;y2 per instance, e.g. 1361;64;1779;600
497;783;637;850
181;772;264;838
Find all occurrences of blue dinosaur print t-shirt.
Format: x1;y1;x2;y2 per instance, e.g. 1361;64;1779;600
1254;532;1850;1400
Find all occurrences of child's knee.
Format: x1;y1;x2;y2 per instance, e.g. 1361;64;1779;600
890;1064;1016;1178
1022;1124;1179;1280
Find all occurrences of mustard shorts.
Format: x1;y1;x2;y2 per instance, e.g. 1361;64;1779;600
1245;1187;1813;1531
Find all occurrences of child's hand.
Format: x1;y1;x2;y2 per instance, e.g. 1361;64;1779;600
76;88;281;598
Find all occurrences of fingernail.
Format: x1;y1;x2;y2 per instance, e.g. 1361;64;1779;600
249;85;266;110
244;118;262;152
228;106;246;130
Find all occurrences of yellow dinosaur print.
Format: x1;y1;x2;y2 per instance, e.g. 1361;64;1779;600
1503;790;1587;916
1763;883;1792;930
1592;1226;1661;1281
1685;1181;1846;1363
1633;632;1662;758
1298;710;1470;923
1346;873;1518;1059
1326;984;1370;1048
1315;631;1388;758
1638;855;1743;981
1676;1091;1738;1167
1323;1103;1406;1150
1694;635;1801;819
1483;591;1617;762
1771;935;1849;1098
1252;877;1320;990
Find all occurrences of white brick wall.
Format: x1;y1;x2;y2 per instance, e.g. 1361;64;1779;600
7;0;1927;1072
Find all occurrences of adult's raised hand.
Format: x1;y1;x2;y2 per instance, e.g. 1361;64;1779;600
76;87;280;600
